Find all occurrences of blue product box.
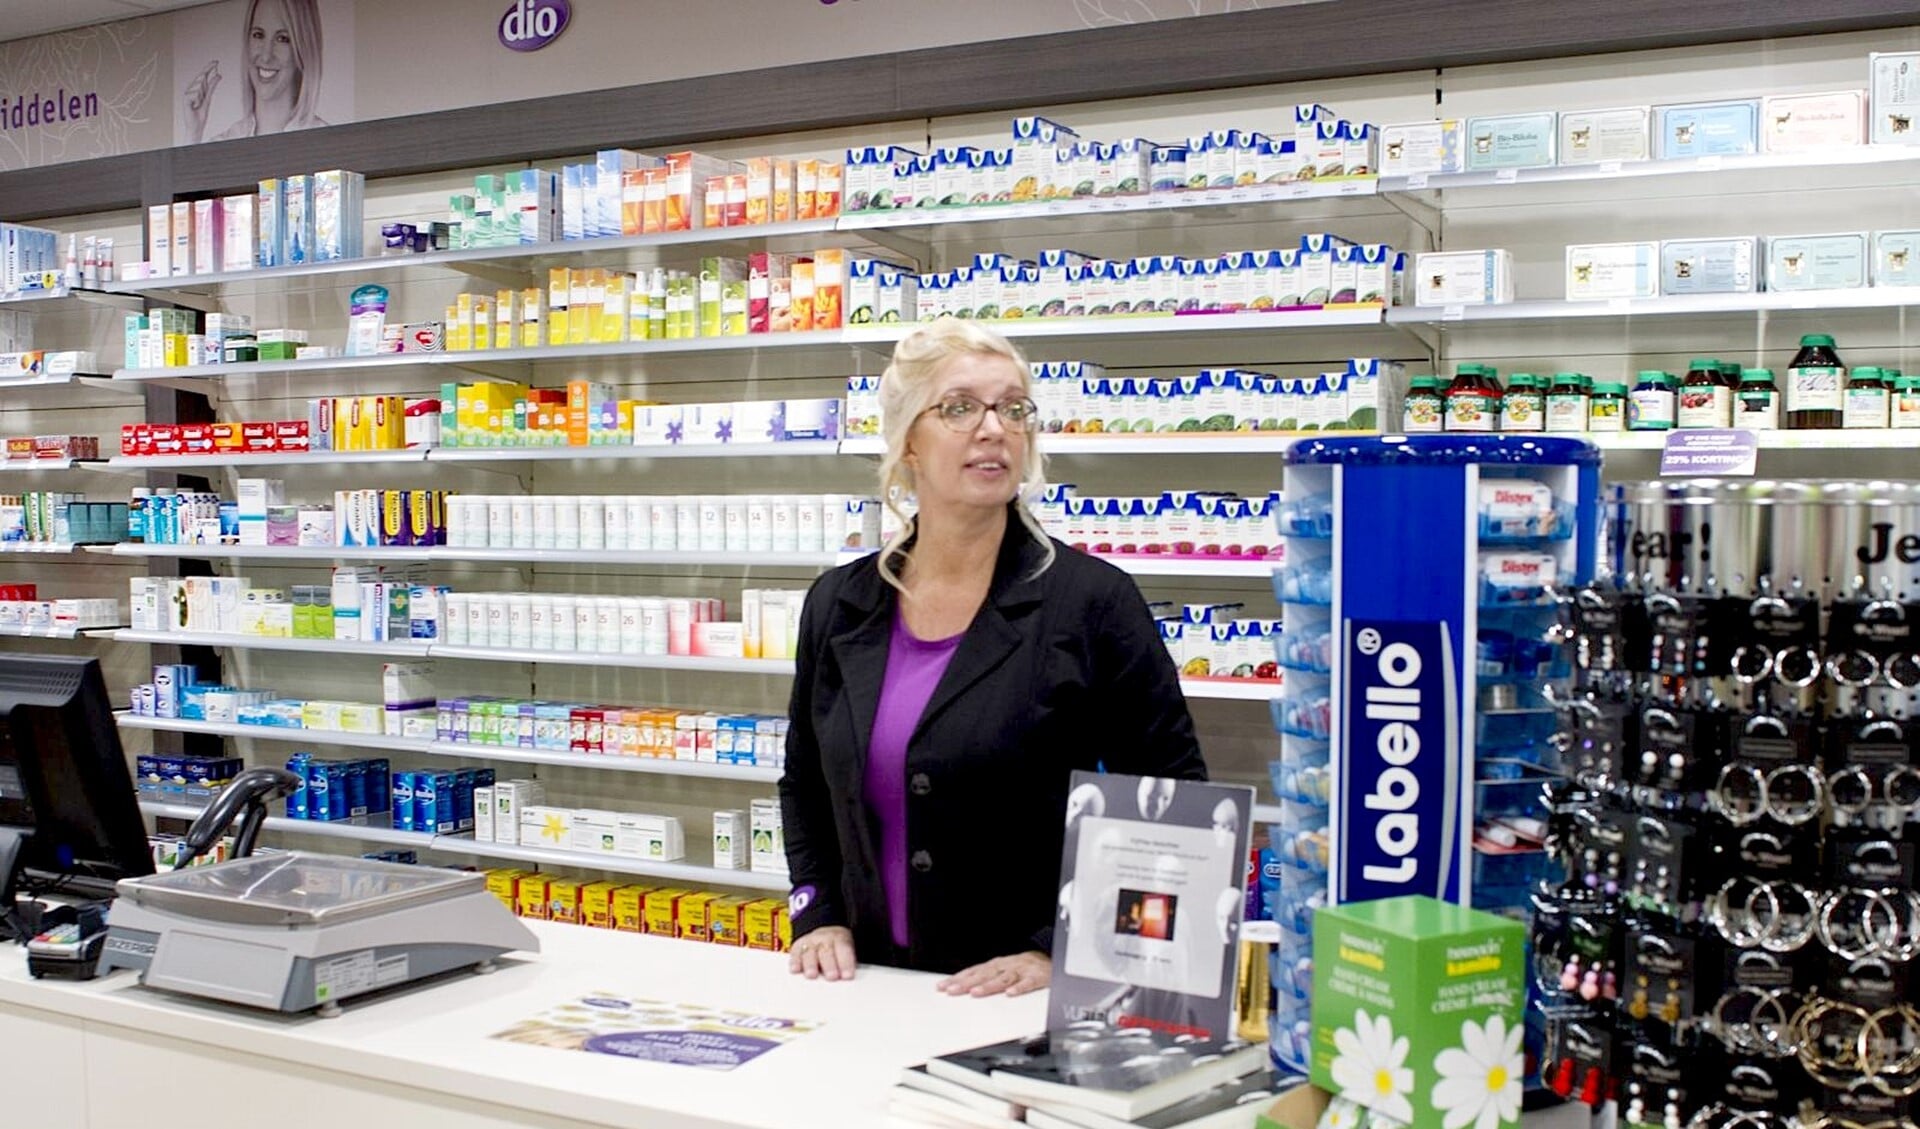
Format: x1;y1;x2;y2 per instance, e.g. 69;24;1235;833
135;754;160;798
302;759;333;820
453;768;477;832
474;767;496;789
318;760;353;821
1654;99;1760;159
342;760;369;818
285;753;311;818
516;702;538;747
364;758;391;817
390;770;416;831
156;756;187;802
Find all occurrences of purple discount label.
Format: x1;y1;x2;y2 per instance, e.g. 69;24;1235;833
499;0;570;51
583;1030;783;1070
1659;429;1758;478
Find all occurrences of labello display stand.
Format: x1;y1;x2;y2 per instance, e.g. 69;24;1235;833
1263;435;1600;1072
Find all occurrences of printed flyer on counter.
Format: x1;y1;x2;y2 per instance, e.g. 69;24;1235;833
491;993;819;1069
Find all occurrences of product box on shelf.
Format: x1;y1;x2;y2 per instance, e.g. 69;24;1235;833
1873;230;1920;286
1761;90;1867;152
1652;98;1760;159
1557;106;1651;164
1378;121;1464;177
1765;232;1869;291
1870;52;1920;146
1565;241;1659;301
1310;896;1527;1129
1660;236;1760;295
1414;250;1515;306
1464;112;1556;170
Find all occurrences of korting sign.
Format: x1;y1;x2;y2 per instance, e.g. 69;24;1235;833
500;0;572;52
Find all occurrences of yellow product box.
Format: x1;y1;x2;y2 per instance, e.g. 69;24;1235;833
703;176;727;229
746;157;773;225
643;887;692;936
340;396;370;450
812;248;846;330
516;874;552;920
789;258;816;332
445;303;470;351
546;878;585;925
743;898;781;950
471;295;493;350
616;400;637;443
772;159;795;222
580;881;621;929
372;395;404;449
547;266;571;345
796;160;820;220
775;906;792;950
520;287;544;348
601;271;630;343
164;334;190;368
494;289;519;350
676;891;721;942
628;279;653;341
485;869;531;910
612;884;653;932
708;895;753;946
566;269;591;345
581;268;608;342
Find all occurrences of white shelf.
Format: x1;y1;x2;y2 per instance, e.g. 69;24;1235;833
112;713;783;783
1387;287;1920;326
140;801;433;849
98;450;428;471
109;543;438;562
1180;678;1281;701
1583;429;1920;452
427;439;845;464
1102;556;1277;578
1379;143;1920;194
105;543;838;568
428;837;790;890
427;644;796;675
0;459;104;474
0;543;85;556
0;623;122;639
113;351;438;382
0;373;134;395
111;629;432;657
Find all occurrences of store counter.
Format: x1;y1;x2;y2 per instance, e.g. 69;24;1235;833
0;921;1046;1129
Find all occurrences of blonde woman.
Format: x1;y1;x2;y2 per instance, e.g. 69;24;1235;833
182;0;329;144
778;320;1205;997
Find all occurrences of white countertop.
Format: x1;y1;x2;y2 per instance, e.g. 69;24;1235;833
0;921;1047;1128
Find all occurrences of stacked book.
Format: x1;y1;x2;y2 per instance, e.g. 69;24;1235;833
890;1027;1300;1129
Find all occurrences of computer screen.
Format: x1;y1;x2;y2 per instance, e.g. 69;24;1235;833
0;655;154;901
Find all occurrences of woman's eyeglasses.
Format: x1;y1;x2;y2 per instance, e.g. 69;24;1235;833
923;393;1040;434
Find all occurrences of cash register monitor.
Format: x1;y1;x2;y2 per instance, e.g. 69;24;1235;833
0;655;154;912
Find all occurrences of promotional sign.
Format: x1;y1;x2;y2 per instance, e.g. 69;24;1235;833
1336;619;1463;905
491;993;819;1069
1659;428;1758;477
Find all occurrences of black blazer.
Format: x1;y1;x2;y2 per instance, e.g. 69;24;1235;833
777;513;1207;975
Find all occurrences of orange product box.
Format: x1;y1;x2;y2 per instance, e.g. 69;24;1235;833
789;257;816;332
641;167;668;234
209;422;241;449
676;891;721;942
812;248;846;330
516;874;552;920
772;159;795;222
612;885;652;932
743;898;781;951
703;177;728;229
546;878;586;925
6;437;33;460
795;160;819;220
643;887;692;936
816;162;843;218
745;158;772;225
485;868;530;910
707;895;752;946
580;881;621;929
723;173;749;227
663;152;733;233
621;168;648;236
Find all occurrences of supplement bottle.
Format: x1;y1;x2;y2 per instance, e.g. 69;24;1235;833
1444;364;1502;432
1545;373;1589;432
1502;374;1545;432
1893;375;1920;429
1844;365;1890;429
1628;371;1677;431
1588;381;1628;432
1403;376;1444;432
1786;333;1844;430
1735;369;1781;430
1677;358;1731;429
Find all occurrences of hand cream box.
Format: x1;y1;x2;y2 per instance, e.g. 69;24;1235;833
1565;241;1659;300
1414;249;1515;306
1765;232;1868;291
1653;99;1759;158
1873;230;1920;287
1870;52;1920;146
1379;120;1463;178
1762;90;1866;152
1465;112;1556;170
1660;236;1759;294
1558;106;1650;164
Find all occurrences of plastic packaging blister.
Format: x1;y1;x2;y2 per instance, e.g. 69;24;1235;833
1273;562;1334;606
1275;493;1335;539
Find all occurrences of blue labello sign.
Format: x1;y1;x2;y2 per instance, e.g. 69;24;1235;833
500;0;572;51
1338;618;1463;904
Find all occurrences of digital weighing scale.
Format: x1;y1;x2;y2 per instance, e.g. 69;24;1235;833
98;852;540;1016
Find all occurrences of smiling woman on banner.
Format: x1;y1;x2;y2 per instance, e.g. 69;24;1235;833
182;0;329;143
778;319;1207;997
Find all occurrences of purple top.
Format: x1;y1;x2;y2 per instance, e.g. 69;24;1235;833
863;612;964;949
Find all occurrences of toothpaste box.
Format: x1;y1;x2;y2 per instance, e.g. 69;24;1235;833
1660;236;1759;295
1465;112;1557;170
1873;230;1920;287
1762;90;1866;152
1653;99;1760;159
1870;52;1920;146
1379;120;1464;177
1414;249;1515;306
1558;106;1650;164
1565;241;1659;300
1766;232;1868;291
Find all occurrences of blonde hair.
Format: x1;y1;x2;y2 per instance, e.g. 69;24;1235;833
243;0;324;126
876;319;1054;592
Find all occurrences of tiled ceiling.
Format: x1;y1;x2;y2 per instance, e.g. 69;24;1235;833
0;0;224;44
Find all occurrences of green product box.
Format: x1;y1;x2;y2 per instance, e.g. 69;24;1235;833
258;340;301;361
1310;896;1526;1129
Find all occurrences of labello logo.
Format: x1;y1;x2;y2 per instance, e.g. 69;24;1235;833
500;0;571;51
1341;619;1460;904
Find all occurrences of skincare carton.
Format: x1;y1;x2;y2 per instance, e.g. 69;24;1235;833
1565;241;1659;301
1311;896;1527;1129
1558;106;1651;164
1464;113;1556;170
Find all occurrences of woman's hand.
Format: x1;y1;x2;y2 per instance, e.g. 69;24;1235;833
937;951;1050;998
788;925;857;981
183;62;220;144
